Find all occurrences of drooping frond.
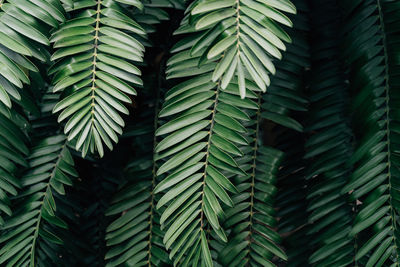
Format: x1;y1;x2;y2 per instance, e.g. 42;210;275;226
169;0;296;98
266;0;311;264
49;0;146;157
105;152;170;267
154;77;260;265
275;130;310;267
218;95;287;266
304;1;355;265
0;107;29;224
2;0;398;265
0;134;78;266
0;0;65;107
103;2;185;265
340;0;400;265
104;76;169;267
261;0;308;132
153;0;298;264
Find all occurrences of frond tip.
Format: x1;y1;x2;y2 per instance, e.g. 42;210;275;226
49;0;146;158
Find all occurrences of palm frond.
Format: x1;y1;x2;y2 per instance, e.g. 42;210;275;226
0;106;29;224
0;134;78;266
154;76;255;265
340;0;400;265
169;0;296;98
0;0;65;107
104;75;169;267
154;0;298;264
218;97;287;266
304;1;356;265
49;0;146;157
261;0;309;132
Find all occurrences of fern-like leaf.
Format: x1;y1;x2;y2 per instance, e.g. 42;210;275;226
340;0;400;265
154;76;261;265
304;1;355;265
49;0;146;157
0;106;29;225
170;0;296;98
0;0;65;107
154;0;298;264
218;95;287;266
0;135;78;266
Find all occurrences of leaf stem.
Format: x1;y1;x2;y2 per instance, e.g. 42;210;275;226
245;93;262;263
90;1;102;127
377;0;399;264
199;82;220;229
28;144;67;265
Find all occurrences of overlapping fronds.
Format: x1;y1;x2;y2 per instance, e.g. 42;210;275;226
153;0;298;264
0;135;78;266
0;0;65;107
261;0;308;132
218;96;287;266
104;82;169;267
0;107;29;224
49;0;146;157
304;1;355;265
340;0;400;265
1;0;399;266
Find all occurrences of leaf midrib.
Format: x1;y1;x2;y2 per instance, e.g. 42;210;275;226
199;83;220;230
28;145;66;266
89;0;102;130
376;0;398;263
245;93;262;264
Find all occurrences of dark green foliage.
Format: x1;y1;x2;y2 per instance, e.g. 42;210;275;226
0;135;78;266
340;0;400;265
49;0;146;157
260;0;309;132
0;0;65;108
0;108;29;225
304;1;355;265
269;1;311;263
1;0;400;266
104;72;169;267
218;97;287;266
